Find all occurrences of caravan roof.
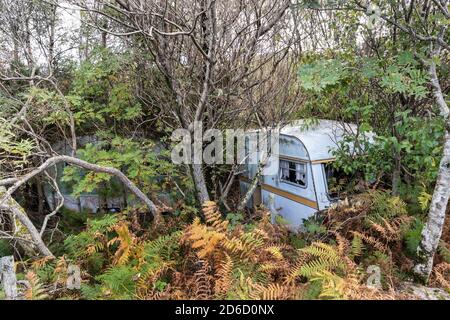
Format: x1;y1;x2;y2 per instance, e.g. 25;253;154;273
280;120;367;161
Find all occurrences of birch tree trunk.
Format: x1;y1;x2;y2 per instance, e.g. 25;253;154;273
237;173;261;212
0;187;54;258
414;52;450;281
192;163;210;204
237;158;268;211
414;128;450;281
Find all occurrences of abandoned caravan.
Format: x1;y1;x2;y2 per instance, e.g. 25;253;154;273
239;120;374;230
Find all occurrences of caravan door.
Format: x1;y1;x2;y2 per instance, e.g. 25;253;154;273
261;157;319;230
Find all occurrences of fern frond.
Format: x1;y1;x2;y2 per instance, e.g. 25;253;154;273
193;260;212;300
250;283;293;300
87;241;106;255
54;256;69;285
145;231;183;260
432;262;450;290
24;271;49;300
335;233;349;256
259;263;280;273
285;253;310;284
299;258;340;278
263;244;288;260
352;231;388;253
300;243;341;265
108;222;138;266
295;243;346;279
350;234;364;258
234;271;254;299
223;229;267;260
137;261;174;292
202;201;229;233
367;217;400;241
184;217;225;259
311;270;345;300
31;256;54;269
214;254;233;298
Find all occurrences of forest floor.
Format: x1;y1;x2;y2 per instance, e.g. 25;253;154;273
2;190;447;300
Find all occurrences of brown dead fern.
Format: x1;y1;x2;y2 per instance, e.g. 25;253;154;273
192;260;213;300
214;254;233;298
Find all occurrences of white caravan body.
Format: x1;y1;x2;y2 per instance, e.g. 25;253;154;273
239;120;371;230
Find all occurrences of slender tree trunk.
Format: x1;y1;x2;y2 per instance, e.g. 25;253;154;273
99;182;108;213
24;15;34;68
237;173;261;212
414;128;450;280
392;106;402;195
122;183;128;209
37;180;45;216
188;0;215;206
48;4;57;74
12;35;19;64
237;158;268;211
192;164;210;204
414;50;450;281
101;20;108;48
0;187;54;258
392;154;401;196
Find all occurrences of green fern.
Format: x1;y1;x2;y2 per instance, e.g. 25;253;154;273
310;270;345;300
88;214;120;233
402;218;424;257
367;191;407;223
438;241;450;263
302;280;322;300
144;231;182;261
80;284;103;300
63;214;121;261
299;258;337;278
350;234;364;259
223;229;267;260
95;265;137;299
418;191;432;211
34;262;57;283
304;219;327;235
297;243;346;279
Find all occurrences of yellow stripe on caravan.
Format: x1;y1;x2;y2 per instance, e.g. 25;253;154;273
311;158;336;164
239;176;319;210
277;156;335;164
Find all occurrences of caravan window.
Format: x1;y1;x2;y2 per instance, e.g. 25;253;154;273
280;160;307;187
